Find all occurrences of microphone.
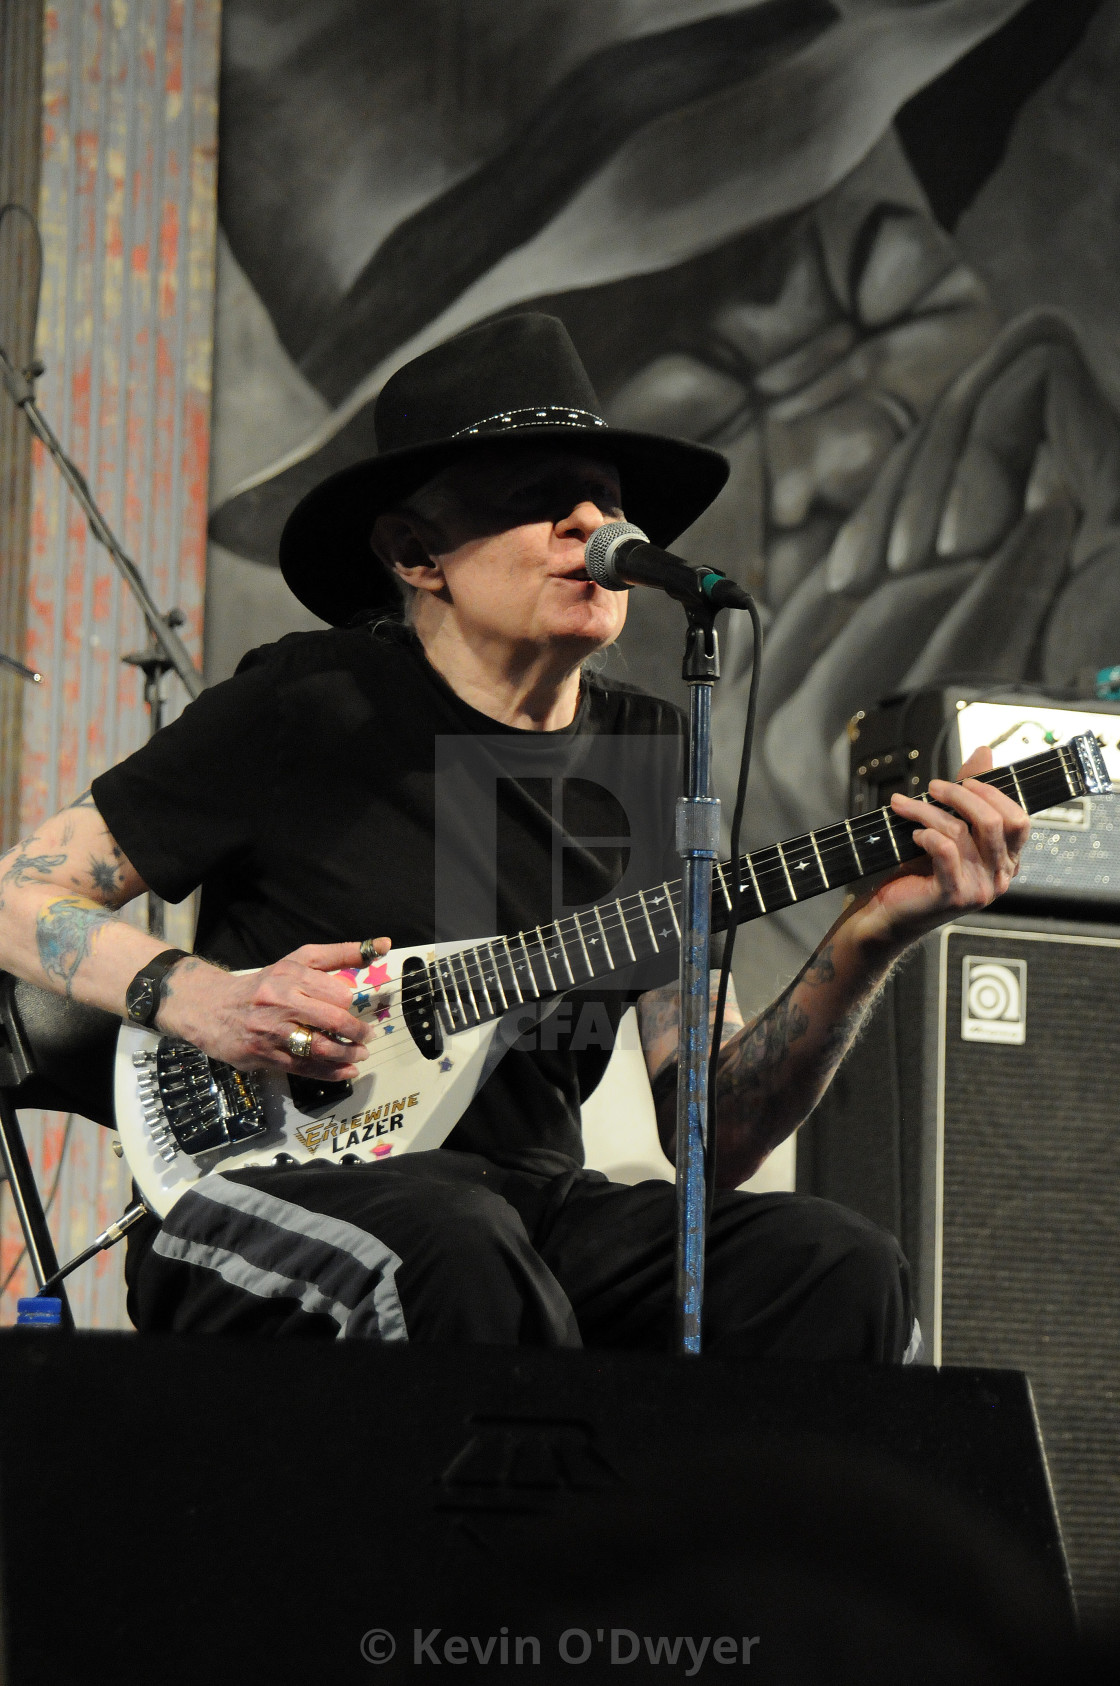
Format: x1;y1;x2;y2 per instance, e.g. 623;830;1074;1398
584;521;752;612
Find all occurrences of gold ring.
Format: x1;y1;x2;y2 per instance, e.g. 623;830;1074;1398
286;1025;314;1060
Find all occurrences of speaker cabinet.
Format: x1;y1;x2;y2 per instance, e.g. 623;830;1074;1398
0;1335;1071;1683
799;911;1120;1613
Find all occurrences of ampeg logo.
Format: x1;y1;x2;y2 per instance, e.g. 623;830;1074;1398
961;956;1027;1045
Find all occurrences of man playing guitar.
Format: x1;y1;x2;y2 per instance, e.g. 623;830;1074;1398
0;315;1028;1351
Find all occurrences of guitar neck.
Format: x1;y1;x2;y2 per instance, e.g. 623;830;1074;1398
423;737;1104;1035
708;741;1087;934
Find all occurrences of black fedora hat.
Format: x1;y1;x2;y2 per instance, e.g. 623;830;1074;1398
278;313;729;625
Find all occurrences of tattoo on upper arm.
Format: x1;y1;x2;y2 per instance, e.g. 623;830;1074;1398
67;789;96;808
35;897;117;996
88;852;125;897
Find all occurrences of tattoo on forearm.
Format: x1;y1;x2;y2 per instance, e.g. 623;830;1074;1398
0;845;70;911
638;986;679;1047
803;942;836;986
639;973;743;1061
818;1003;866;1063
35;897;117;996
158;955;207;1001
718;991;811;1102
716;941;865;1102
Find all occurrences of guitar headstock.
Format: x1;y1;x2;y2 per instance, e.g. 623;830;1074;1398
1069;732;1113;796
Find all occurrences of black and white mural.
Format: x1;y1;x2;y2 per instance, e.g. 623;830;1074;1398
206;0;1120;983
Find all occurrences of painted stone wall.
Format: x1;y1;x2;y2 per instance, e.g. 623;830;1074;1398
0;0;220;1329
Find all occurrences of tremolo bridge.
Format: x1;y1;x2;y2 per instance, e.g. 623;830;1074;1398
132;1039;267;1162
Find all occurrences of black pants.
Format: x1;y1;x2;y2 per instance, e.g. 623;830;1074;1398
128;1151;914;1362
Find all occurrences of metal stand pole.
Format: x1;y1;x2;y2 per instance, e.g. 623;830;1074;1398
3;203;203;937
0;339;202;701
0;1089;75;1328
122;630;180;937
674;606;721;1355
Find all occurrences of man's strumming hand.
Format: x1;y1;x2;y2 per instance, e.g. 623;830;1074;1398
155;939;392;1082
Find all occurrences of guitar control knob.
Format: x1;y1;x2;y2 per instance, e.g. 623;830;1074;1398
270;1153;297;1167
339;1154;362;1166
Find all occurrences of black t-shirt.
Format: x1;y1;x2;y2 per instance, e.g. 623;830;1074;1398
93;624;685;1175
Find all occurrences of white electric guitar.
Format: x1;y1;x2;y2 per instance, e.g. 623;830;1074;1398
115;735;1110;1217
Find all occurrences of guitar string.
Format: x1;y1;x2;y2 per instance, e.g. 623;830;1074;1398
414;758;1074;999
340;754;1080;1073
129;753;1085;1162
346;756;1079;1041
476;757;1069;963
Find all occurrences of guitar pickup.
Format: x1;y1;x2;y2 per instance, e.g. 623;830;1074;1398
400;955;444;1060
287;1075;354;1116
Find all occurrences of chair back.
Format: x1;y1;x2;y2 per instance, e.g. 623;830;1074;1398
0;973;118;1125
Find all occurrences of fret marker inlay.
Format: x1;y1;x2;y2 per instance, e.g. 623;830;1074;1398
417;743;1090;1034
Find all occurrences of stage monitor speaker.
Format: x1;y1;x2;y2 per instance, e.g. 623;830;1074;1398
798;910;1120;1615
849;689;1120;911
0;1334;1072;1684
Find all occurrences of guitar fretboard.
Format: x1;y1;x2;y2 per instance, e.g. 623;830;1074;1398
425;741;1088;1035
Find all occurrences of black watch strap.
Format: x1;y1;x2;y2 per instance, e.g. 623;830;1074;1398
124;948;191;1028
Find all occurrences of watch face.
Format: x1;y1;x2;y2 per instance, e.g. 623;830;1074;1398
127;980;156;1022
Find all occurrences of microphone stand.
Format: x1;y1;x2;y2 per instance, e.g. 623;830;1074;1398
2;202;204;933
674;598;722;1356
0;342;203;705
1;341;204;938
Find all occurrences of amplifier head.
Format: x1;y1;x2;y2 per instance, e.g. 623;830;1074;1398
850;690;1120;910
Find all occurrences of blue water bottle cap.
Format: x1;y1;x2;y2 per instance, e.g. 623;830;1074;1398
16;1296;62;1327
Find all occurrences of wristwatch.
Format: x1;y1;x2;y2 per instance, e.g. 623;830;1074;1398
124;948;191;1028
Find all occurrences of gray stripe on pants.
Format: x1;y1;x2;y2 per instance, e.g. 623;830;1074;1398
152;1229;356;1331
155;1172;407;1341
